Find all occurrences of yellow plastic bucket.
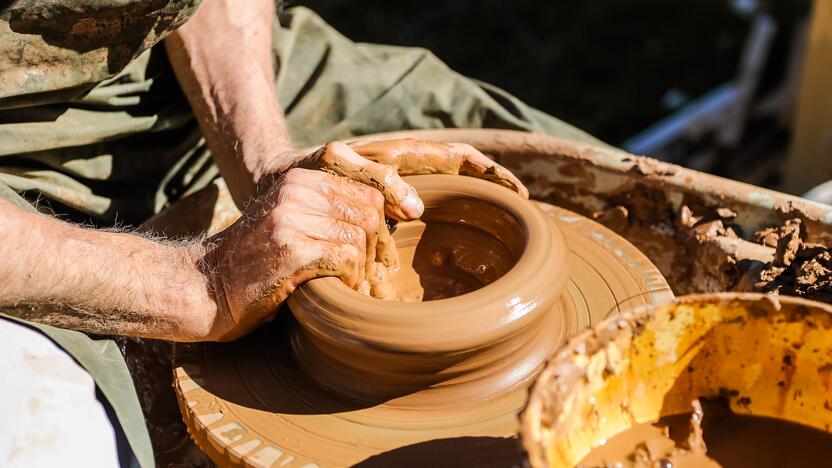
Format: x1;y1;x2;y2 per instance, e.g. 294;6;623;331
521;293;832;467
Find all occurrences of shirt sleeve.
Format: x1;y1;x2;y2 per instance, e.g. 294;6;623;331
0;0;202;102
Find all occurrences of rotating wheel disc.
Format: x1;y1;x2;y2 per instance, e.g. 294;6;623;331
174;203;673;467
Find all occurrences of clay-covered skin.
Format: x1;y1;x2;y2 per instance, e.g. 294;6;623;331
293;139;529;300
351;138;529;198
199;168;389;341
199;138;530;339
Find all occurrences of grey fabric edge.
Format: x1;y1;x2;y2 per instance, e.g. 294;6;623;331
0;314;154;468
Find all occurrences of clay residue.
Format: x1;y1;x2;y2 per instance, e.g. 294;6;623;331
754;218;832;302
586;186;832;302
590;188;764;296
624;156;679;177
588;188;832;301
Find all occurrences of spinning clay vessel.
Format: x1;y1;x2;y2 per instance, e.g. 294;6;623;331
174;175;673;467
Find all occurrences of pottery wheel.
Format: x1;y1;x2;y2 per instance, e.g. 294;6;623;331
174;203;673;467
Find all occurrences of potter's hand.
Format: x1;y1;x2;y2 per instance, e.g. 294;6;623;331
349;138;529;199
285;141;426;221
201;168;385;341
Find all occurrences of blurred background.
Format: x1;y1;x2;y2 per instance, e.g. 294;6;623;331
295;0;832;202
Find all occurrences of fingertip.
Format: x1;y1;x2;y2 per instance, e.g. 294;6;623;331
327;140;349;153
339;243;364;289
402;188;424;219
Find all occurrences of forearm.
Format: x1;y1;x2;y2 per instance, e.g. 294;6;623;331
165;0;293;206
0;200;217;341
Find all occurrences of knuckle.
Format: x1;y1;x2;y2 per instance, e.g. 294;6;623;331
380;164;397;179
269;206;293;225
330;197;352;219
366;187;385;208
365;208;380;229
458;143;477;153
284;167;306;182
320;142;341;165
337;221;365;246
372;164;398;188
324;243;357;268
340;243;361;261
352;225;367;246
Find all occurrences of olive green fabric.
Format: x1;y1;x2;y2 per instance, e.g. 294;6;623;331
0;5;604;466
0;0;202;107
0;6;604;225
0;45;204;224
273;8;604;149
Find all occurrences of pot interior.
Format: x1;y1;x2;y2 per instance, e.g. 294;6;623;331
389;192;526;301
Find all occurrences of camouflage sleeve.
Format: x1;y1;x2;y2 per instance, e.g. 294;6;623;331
0;0;202;104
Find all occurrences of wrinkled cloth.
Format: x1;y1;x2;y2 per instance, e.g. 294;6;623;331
0;5;603;466
0;6;602;225
0;0;201;106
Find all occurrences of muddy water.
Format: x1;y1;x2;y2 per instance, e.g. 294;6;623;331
374;190;526;302
579;400;832;467
386;220;521;301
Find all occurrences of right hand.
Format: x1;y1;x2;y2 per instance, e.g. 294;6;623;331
200;167;395;341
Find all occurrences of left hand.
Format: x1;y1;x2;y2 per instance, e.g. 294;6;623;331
348;138;528;199
266;138;528;210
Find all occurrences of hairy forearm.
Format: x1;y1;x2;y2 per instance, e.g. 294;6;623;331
0;200;217;341
165;0;292;206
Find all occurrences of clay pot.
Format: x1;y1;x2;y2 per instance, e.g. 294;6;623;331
287;174;570;404
520;293;832;468
173;160;674;467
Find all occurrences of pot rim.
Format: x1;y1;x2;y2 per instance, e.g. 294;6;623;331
287;174;570;353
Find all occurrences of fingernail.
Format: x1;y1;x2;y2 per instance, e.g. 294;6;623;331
403;190;424;218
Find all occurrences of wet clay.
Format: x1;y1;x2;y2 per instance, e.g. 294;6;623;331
752;218;832;302
378;193;526;302
174;176;673;467
579;398;832;468
138;130;831;465
287;175;569;405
